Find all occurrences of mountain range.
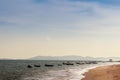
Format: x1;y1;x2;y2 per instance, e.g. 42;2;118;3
29;55;120;61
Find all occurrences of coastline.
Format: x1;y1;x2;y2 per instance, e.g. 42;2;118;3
81;64;120;80
1;60;119;80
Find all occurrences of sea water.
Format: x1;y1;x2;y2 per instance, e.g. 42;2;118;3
0;60;119;80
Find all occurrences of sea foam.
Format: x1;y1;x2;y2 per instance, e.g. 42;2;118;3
23;62;120;80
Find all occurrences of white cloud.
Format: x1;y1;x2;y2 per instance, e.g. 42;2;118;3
1;0;120;35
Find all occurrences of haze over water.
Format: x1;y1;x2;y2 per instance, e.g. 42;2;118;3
1;0;120;80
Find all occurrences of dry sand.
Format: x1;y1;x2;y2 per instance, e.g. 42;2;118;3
82;64;120;80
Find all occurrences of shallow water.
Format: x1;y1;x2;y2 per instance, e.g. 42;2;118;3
22;62;120;80
0;60;119;80
0;60;82;80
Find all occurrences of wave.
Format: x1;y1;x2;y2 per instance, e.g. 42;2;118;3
23;62;120;80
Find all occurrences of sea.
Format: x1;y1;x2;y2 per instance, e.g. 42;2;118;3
0;60;119;80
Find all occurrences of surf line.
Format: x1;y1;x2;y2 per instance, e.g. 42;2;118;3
79;62;120;80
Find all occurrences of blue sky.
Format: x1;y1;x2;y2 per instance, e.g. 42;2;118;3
1;0;120;59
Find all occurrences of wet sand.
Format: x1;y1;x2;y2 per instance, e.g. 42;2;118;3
82;64;120;80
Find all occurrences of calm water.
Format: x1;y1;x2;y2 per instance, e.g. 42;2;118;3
0;60;82;80
0;60;115;80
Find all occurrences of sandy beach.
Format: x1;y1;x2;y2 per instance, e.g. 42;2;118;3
82;64;120;80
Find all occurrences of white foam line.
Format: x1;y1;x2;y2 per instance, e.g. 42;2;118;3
79;62;120;80
22;62;120;80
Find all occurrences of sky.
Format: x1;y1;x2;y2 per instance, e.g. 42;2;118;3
1;0;120;59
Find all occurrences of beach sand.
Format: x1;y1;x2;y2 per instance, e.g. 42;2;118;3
82;64;120;80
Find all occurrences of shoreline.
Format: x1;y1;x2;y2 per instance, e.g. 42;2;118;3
81;64;120;80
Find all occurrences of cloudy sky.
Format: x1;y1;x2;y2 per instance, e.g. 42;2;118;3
1;0;120;59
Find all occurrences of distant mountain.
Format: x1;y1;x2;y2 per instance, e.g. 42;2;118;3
29;56;84;60
0;56;119;61
29;56;120;61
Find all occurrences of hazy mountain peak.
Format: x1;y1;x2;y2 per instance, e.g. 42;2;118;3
29;55;120;61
